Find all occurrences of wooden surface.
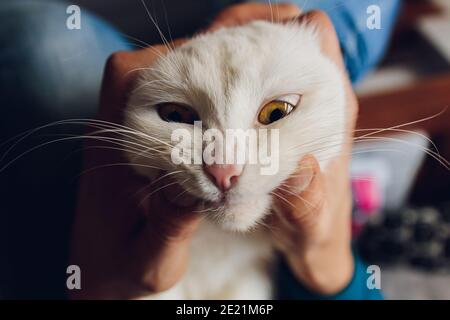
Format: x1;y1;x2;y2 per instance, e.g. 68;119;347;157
357;73;450;137
356;73;450;204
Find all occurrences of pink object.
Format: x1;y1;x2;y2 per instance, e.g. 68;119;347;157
204;164;243;191
352;175;382;215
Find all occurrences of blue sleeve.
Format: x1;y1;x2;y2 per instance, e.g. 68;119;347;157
253;0;402;83
277;251;383;300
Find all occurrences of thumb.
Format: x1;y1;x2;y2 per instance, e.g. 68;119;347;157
274;155;325;226
144;176;202;240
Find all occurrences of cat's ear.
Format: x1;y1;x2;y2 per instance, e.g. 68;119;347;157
295;11;345;72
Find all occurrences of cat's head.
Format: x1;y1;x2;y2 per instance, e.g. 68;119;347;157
125;21;346;232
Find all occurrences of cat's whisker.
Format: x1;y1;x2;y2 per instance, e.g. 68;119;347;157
302;0;310;11
286;132;450;171
276;185;315;210
287;109;447;155
193;200;226;215
118;32;153;50
0;131;171;174
286;171;378;182
123;42;152;51
252;218;272;232
270;191;296;210
117;33;178;68
354;128;439;154
159;0;175;48
129;145;168;163
158;177;202;205
286;130;350;151
0;118;163;161
78;162;163;178
172;188;190;202
130;79;178;94
86;125;174;149
317;148;408;163
193;207;214;213
134;170;184;197
77;128;169;149
139;0;189;77
130;79;185;96
353;136;450;170
356;107;447;141
268;0;274;24
121;33;181;78
140;0;174;53
89;133;173;160
126;66;173;78
72;133;169;156
139;178;189;207
80;145;163;162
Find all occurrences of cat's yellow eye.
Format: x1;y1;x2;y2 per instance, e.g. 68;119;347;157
158;103;200;124
258;94;300;125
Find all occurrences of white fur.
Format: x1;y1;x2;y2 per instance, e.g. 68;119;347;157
124;21;346;299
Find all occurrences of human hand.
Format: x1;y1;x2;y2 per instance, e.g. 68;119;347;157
270;11;359;295
68;40;208;299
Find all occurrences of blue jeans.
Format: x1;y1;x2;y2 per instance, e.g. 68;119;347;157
263;0;402;82
0;0;400;299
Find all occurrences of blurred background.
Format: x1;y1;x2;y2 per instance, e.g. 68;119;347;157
0;0;449;299
352;0;450;299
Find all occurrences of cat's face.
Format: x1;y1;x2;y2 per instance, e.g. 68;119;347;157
125;21;346;232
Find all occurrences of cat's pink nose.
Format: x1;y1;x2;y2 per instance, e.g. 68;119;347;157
204;164;243;191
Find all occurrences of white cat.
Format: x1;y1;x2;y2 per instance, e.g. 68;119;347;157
124;20;346;299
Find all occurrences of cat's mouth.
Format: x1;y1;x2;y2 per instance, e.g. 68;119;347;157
160;174;270;226
160;179;272;231
201;191;265;212
160;179;230;208
203;195;228;208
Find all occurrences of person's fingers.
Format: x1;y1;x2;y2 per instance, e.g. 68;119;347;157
142;176;201;236
103;46;167;93
161;178;199;209
103;39;187;91
125;176;202;293
98;40;187;121
273;155;325;227
209;2;302;31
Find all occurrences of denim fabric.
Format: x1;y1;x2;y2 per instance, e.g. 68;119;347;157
254;0;402;83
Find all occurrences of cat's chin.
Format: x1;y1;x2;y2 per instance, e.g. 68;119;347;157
207;196;272;233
